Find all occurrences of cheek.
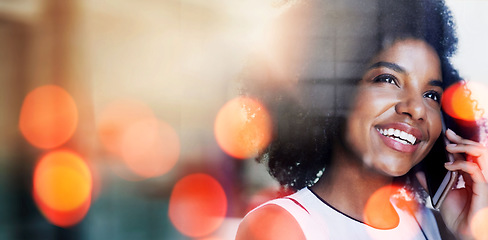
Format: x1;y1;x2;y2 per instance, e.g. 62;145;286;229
429;110;443;139
346;92;370;131
349;90;392;122
344;91;380;146
349;90;378;115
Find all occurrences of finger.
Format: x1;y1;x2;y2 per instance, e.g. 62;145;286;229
445;161;486;183
446;143;486;158
445;129;488;163
447;144;488;174
447;146;488;183
446;129;480;146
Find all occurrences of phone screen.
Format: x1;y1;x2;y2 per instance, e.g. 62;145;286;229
422;114;457;209
423;132;456;209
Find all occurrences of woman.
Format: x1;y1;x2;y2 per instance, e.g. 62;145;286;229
237;0;488;239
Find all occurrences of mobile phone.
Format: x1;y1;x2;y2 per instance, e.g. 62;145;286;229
422;115;458;209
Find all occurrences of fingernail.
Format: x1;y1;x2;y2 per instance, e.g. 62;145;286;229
446;143;457;148
444;162;453;166
447;128;457;136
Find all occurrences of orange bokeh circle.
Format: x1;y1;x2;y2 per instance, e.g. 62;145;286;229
442;81;488;122
19;85;78;149
451;83;478;121
363;185;422;239
441;82;458;119
169;173;228;238
33;150;92;227
120;118;180;179
33;150;92;212
214;97;272;159
363;185;401;230
33;188;91;228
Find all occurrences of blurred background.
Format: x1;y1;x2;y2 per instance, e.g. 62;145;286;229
0;0;487;239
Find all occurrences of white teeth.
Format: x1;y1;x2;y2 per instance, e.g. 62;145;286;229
400;131;407;140
391;137;408;145
376;128;417;145
394;129;400;137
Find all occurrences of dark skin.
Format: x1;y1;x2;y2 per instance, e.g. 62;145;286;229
237;39;488;239
310;141;395;228
312;39;444;227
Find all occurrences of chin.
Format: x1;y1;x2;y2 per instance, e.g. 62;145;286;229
387;169;409;177
378;161;413;177
382;165;413;177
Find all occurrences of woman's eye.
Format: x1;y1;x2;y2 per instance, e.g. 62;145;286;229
424;91;441;103
373;74;398;86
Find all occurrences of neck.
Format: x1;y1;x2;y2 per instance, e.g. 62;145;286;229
311;142;399;228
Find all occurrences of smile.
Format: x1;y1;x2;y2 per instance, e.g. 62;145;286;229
376;128;417;145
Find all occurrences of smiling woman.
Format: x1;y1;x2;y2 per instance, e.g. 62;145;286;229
236;0;488;239
346;39;443;177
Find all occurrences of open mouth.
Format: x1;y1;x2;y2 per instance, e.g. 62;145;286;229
376;128;418;145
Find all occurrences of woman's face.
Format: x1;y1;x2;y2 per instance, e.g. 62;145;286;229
345;39;443;177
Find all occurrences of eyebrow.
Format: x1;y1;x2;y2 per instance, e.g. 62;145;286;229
368;61;406;73
429;80;443;88
368;61;443;87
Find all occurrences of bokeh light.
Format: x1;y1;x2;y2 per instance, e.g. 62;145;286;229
464;81;488;120
88;163;102;201
471;207;488;240
34;189;91;228
442;81;488;122
214;97;272;159
120;118;180;179
363;185;421;239
169;173;227;238
19;85;78;149
363;185;422;239
363;185;400;230
244;203;317;239
97;99;180;180
33;150;92;227
97;99;155;155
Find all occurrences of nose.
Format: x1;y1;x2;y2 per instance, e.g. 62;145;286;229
395;93;426;121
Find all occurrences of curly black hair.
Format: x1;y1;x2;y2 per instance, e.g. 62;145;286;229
241;0;460;191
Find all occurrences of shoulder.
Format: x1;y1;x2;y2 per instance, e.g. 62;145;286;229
236;203;306;240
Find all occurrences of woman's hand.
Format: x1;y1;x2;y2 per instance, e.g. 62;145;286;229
441;128;488;239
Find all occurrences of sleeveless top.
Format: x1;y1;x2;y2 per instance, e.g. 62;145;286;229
246;188;443;240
